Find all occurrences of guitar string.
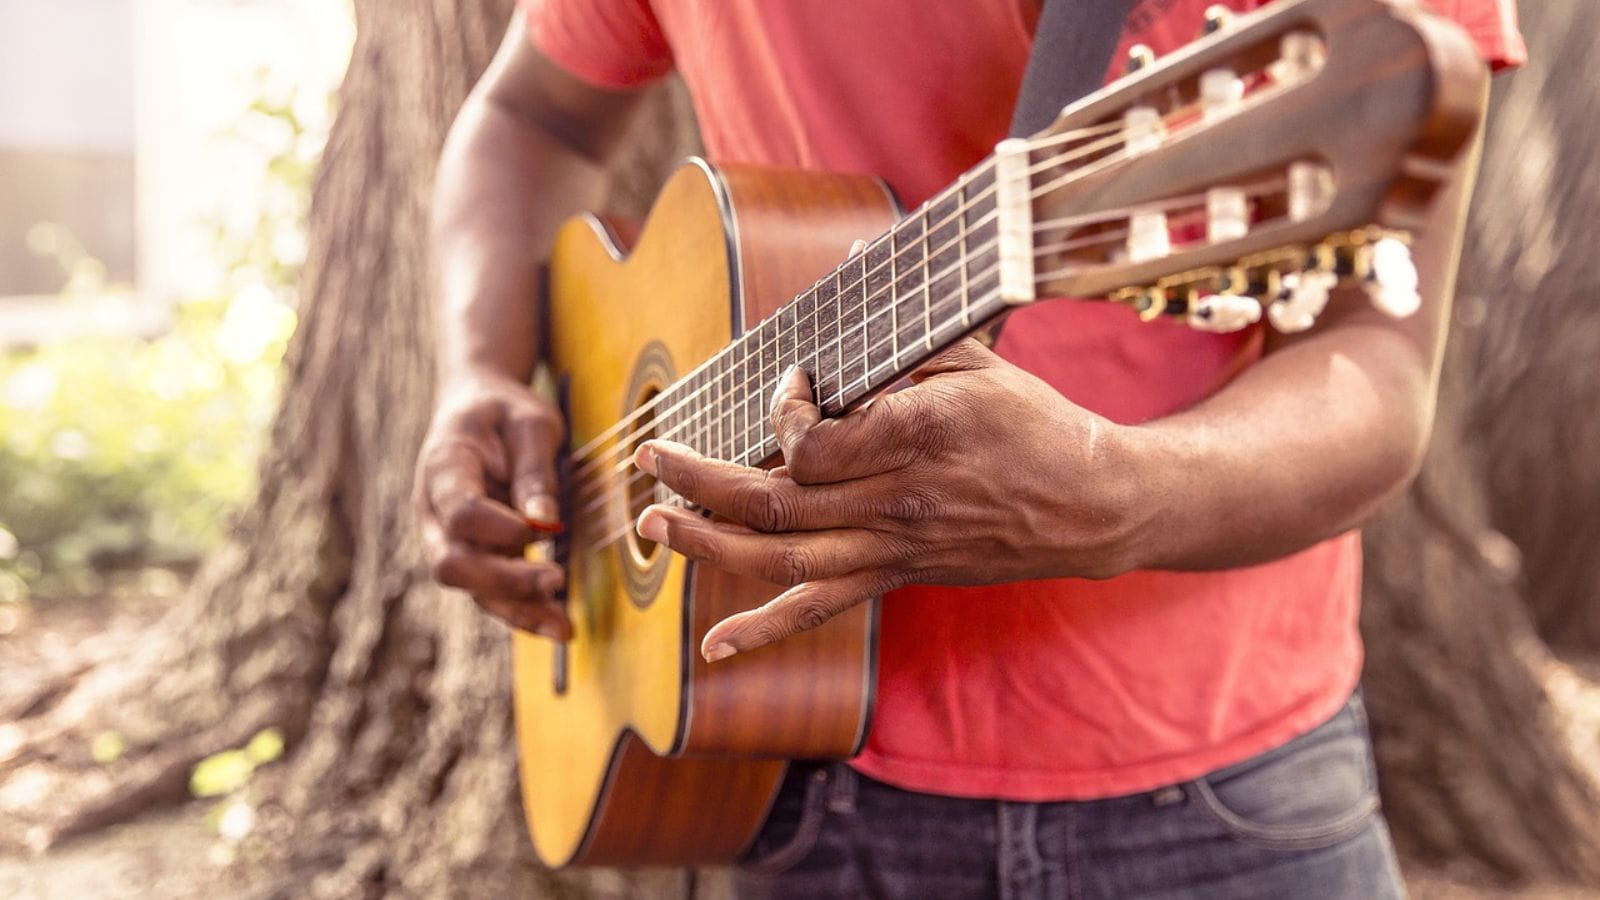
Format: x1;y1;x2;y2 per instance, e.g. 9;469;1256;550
562;93;1255;498
565;177;1260;503
585;267;1010;550
569;185;1279;531
568;246;1006;522
563;115;1141;469
563;107;1216;481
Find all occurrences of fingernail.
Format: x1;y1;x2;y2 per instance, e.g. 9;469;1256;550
523;495;559;524
772;365;800;410
704;642;737;663
535;623;571;642
636;508;668;544
635;442;657;475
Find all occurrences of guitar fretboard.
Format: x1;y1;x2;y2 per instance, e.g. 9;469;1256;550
652;163;1007;467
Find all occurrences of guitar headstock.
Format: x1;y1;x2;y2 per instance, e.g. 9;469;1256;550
991;0;1487;333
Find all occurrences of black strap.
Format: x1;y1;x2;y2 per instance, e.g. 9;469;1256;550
1009;0;1138;138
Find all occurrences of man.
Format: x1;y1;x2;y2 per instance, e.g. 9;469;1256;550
416;1;1524;896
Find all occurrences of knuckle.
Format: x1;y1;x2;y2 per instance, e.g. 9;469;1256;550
737;473;792;533
500;565;543;600
790;600;833;633
432;550;469;588
783;437;824;483
879;488;939;525
511;402;566;444
671;525;722;566
768;544;817;585
442;500;479;539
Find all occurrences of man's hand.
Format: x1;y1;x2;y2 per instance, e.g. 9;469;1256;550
632;339;1145;662
415;369;570;638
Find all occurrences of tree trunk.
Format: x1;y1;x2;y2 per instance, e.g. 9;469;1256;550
2;0;1597;895
1359;0;1600;884
0;2;699;896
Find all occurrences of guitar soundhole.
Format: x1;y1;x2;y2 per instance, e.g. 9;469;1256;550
620;342;675;607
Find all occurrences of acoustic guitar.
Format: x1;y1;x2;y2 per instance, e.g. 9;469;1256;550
512;0;1486;867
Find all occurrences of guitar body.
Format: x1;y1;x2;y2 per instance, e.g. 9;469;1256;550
513;160;899;867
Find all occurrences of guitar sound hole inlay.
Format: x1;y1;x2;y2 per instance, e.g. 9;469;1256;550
620;341;676;608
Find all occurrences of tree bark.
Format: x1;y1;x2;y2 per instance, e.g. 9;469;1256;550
2;0;1597;895
1359;0;1600;884
1;2;699;896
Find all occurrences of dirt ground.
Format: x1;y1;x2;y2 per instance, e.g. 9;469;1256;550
3;586;1599;900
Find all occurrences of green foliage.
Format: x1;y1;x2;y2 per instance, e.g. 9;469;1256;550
191;749;257;798
0;73;326;601
190;727;286;798
90;730;127;765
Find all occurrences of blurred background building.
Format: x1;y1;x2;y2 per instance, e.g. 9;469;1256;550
0;0;350;343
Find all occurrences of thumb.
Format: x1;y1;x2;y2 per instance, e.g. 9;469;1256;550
908;337;1000;383
503;406;564;527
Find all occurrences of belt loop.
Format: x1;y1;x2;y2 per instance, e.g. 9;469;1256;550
826;763;859;814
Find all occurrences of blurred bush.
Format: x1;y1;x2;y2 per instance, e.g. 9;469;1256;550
0;73;326;604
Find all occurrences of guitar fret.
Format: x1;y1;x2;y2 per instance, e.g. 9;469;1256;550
864;236;896;386
957;173;972;328
889;227;901;371
815;271;841;415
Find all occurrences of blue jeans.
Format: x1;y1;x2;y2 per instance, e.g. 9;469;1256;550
734;691;1404;899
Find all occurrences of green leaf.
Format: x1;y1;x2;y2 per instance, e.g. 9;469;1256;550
243;727;284;765
190;749;256;798
90;730;126;765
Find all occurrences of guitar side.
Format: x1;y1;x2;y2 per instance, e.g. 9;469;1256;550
513;159;898;867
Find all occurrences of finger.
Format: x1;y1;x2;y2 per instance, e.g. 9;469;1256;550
635;440;881;533
431;543;572;638
907;337;999;382
764;367;916;484
477;594;572;639
700;569;896;661
636;504;892;585
423;444;537;551
502;405;565;526
768;364;823;465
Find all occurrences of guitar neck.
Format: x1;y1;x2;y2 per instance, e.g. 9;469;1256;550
653;162;1011;467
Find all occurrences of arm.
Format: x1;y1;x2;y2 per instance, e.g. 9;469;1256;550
416;16;646;636
1125;120;1483;570
634;95;1488;661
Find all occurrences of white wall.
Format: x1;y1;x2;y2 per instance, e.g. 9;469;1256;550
0;0;137;153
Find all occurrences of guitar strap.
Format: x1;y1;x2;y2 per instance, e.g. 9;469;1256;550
1009;0;1139;138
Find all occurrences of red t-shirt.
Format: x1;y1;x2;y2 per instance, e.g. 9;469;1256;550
523;0;1524;800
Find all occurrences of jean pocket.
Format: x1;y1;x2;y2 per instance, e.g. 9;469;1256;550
738;765;831;877
1190;699;1381;851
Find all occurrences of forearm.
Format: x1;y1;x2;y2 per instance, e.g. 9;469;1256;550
1109;116;1483;574
1115;316;1434;571
430;22;642;391
432;98;607;387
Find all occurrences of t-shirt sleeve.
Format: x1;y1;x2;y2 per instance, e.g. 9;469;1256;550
1424;0;1527;70
520;0;675;90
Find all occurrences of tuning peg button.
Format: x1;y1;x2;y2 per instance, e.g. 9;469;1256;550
1189;293;1262;333
1267;270;1335;333
1364;237;1421;318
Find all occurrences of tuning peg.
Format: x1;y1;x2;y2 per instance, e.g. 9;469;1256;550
1363;237;1422;318
1203;5;1235;35
1189;292;1262;333
1267;270;1336;333
1131;286;1168;321
1125;43;1156;74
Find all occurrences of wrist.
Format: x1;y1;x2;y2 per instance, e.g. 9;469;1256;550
1078;420;1179;577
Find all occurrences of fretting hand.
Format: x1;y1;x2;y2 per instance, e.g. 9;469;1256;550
632;338;1145;662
